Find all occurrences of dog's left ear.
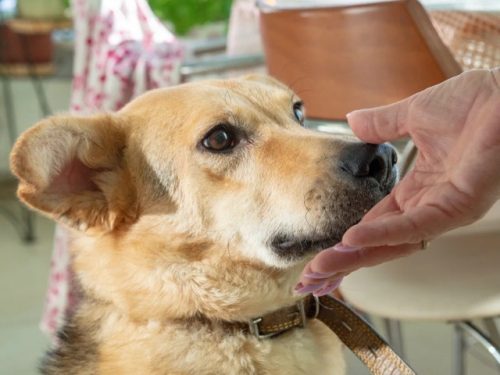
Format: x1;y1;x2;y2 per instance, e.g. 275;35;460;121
10;114;138;233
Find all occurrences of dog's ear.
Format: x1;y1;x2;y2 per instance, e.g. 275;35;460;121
10;114;138;233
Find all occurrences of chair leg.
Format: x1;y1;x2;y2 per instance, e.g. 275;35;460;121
482;318;500;347
21;207;35;243
458;321;500;367
453;324;466;375
382;318;405;358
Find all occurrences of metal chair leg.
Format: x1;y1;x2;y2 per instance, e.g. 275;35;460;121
19;33;52;117
482;318;500;347
382;318;406;358
0;9;43;244
459;321;500;367
453;323;466;375
21;206;35;243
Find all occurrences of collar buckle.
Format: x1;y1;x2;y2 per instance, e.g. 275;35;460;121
248;317;278;339
248;296;320;339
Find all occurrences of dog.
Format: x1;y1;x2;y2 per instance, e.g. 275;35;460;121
10;75;397;374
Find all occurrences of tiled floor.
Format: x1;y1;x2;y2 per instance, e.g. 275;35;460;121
0;207;498;375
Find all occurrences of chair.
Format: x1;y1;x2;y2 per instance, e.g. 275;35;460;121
258;0;461;121
258;0;500;373
339;205;500;374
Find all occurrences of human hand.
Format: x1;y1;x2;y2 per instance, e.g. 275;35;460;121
296;69;500;296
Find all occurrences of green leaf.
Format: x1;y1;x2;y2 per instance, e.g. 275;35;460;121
148;0;233;35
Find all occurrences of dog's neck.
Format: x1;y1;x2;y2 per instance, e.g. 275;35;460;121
72;231;308;324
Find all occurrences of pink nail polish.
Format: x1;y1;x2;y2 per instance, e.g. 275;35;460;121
295;282;326;295
333;242;361;252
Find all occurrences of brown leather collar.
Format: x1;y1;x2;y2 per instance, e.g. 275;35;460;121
228;295;416;375
244;294;319;338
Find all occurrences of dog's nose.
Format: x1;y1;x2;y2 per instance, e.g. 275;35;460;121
339;143;397;184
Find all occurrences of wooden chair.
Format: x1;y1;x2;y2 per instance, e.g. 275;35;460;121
258;0;461;120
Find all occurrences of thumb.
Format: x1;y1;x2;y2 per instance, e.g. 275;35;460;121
347;97;412;144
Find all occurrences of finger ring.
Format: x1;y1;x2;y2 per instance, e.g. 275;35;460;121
421;240;429;250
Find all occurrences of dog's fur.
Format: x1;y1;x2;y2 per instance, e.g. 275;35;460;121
10;75;395;374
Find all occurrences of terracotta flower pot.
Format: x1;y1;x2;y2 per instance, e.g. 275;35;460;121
0;24;52;64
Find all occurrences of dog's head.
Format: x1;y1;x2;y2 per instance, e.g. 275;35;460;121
10;75;397;319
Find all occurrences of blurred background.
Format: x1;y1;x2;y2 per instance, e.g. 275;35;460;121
0;0;499;374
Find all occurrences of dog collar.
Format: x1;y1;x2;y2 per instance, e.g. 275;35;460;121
241;295;416;375
245;295;319;339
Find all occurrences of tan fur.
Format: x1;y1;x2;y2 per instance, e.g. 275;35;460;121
8;75;391;374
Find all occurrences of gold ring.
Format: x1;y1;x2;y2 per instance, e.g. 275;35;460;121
421;240;429;250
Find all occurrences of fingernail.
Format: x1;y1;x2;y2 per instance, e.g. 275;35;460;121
333;242;361;253
303;271;337;279
313;277;344;297
295;282;326;295
294;282;304;291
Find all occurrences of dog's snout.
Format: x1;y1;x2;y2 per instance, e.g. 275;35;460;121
339;143;397;184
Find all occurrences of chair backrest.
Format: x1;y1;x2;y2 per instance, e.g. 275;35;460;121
258;0;462;121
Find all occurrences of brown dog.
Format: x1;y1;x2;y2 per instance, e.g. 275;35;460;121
10;75;397;374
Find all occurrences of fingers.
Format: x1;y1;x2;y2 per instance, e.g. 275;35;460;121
296;243;420;293
342;203;457;248
347;98;411;143
295;276;344;297
307;243;417;275
357;192;401;222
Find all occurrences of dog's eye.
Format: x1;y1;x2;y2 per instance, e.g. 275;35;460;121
293;102;305;125
201;125;238;152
